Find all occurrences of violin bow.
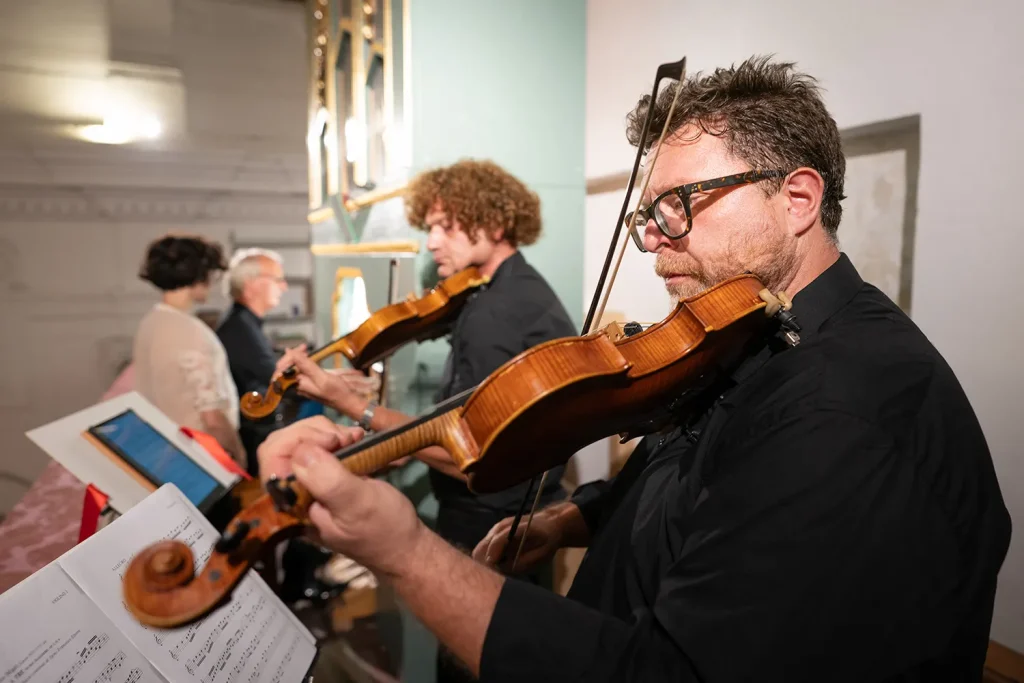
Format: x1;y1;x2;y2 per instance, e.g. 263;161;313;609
502;57;689;571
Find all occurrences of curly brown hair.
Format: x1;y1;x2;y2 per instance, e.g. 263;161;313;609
626;55;846;237
404;159;542;246
139;234;227;291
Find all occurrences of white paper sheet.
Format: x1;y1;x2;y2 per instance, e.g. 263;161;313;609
59;485;317;683
0;563;160;683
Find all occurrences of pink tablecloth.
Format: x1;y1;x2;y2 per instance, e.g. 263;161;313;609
0;364;136;594
0;461;85;594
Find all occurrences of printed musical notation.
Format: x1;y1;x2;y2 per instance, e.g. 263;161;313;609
270;634;303;683
244;618;291;683
92;650;125;683
57;632;109;683
0;565;156;683
59;485;317;683
89;651;143;683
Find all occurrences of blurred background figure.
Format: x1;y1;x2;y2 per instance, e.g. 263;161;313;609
217;247;290;475
132;234;246;468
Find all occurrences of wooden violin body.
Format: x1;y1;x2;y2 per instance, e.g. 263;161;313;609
455;274;770;491
123;273;784;628
240;267;488;420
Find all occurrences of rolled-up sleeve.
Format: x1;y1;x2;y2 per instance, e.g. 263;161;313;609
481;578;701;682
569;479;614;533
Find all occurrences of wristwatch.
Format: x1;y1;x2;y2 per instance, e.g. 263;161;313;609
358;399;378;431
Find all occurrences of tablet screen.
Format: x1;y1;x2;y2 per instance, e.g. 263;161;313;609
88;410;221;508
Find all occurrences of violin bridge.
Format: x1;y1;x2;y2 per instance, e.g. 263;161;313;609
600;321;646;342
602;321;627;342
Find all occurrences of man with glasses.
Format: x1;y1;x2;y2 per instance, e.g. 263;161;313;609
256;56;1011;682
216;247;290;472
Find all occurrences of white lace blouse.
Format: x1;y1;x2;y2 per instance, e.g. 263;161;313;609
132;303;240;431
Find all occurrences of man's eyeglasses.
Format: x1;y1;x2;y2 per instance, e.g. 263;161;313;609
626;170;789;252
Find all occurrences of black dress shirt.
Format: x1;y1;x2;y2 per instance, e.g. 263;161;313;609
216;302;281;473
431;251;578;514
479;253;1012;682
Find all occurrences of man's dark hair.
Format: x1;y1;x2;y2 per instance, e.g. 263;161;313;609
139;234;227;291
626;55;846;237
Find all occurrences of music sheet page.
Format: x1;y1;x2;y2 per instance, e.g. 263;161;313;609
0;562;160;683
58;485;317;683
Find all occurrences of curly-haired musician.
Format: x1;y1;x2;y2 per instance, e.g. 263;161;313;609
274;159;577;681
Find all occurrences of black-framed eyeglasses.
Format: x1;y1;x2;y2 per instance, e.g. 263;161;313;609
626;170;789;252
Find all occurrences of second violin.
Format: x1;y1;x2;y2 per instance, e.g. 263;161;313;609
240;267;488;420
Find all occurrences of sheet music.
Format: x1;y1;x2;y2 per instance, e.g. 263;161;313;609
59;485;317;683
0;563;159;683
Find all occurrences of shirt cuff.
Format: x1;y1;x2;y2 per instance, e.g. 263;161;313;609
480;577;625;682
570;479;612;533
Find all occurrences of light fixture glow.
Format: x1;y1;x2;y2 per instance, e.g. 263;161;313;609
77;110;162;145
79;123;133;145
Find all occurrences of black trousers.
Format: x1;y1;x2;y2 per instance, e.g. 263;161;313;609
434;502;555;683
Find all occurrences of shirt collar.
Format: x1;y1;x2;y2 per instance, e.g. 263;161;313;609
727;252;863;386
787;252;864;339
486;250;524;288
232;301;264;328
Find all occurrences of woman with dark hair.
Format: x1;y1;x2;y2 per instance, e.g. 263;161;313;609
132;234;246;467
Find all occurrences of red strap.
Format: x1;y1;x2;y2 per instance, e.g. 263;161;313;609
179;426;251;480
79;484;110;543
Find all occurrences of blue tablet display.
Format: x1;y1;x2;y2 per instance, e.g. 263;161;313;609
91;410;220;506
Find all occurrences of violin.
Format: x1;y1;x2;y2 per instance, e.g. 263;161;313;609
122;274;796;627
122;55;804;628
239;267;488;420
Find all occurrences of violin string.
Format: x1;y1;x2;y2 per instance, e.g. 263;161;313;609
508;62;688;571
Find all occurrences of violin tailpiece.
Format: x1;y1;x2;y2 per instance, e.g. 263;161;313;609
758;288;801;346
758;289;787;316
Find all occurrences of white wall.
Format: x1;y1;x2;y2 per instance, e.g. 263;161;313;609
585;0;1024;652
0;0;311;515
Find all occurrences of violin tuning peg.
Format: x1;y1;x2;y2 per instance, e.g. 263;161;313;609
267;476;299;511
214;520;252;553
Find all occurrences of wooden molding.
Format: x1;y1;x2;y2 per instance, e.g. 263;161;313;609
0;183;308;226
343;184;408;212
987;640;1024;682
307;205;335;224
311;240;420;255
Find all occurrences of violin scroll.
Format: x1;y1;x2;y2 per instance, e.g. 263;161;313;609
123;446;413;628
239;381;292;421
122;478;313;628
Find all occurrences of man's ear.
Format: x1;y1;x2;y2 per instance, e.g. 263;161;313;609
781;167;824;237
